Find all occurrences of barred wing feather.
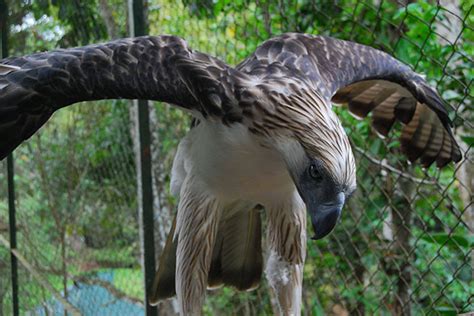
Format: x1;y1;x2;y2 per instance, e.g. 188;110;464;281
0;35;243;160
238;33;461;167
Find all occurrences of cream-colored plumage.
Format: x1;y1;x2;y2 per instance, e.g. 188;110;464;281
167;120;308;314
0;32;462;315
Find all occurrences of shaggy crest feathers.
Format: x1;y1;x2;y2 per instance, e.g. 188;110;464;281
283;89;356;191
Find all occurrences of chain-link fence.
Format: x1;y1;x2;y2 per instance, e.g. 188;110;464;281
0;0;472;315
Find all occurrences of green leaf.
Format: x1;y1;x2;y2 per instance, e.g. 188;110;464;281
442;90;461;100
421;233;472;249
370;138;382;155
214;0;225;16
461;135;474;146
434;306;458;316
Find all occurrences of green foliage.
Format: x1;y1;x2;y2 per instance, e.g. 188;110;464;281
113;268;144;299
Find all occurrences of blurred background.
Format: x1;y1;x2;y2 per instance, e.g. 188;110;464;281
0;0;472;315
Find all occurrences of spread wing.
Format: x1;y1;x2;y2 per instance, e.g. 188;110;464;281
0;35;246;160
238;33;461;167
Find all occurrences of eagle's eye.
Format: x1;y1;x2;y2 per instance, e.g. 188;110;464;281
309;163;323;182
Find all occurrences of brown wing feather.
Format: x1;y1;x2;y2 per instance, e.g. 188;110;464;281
419;119;443;167
149;206;263;304
220;207;263;291
207;231;224;289
438;129;454;167
0;35;246;160
239;33;461;167
333;80;461;167
149;216;178;305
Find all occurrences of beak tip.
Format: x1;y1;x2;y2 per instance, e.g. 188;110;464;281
311;229;334;240
310;204;343;240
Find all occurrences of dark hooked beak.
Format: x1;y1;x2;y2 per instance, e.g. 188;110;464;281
310;192;345;240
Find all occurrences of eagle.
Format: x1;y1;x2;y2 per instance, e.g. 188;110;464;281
0;33;461;315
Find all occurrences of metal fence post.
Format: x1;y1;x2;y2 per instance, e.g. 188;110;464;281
128;0;157;314
1;1;19;315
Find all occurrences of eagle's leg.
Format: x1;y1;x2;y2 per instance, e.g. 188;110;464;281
175;176;221;316
265;197;307;316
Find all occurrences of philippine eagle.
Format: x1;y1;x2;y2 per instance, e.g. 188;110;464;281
0;33;461;315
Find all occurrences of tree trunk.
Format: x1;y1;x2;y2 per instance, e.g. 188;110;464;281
345;187;367;316
456;135;473;278
385;174;413;316
98;0;119;39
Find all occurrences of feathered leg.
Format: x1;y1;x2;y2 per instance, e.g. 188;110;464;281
265;194;307;316
175;176;222;316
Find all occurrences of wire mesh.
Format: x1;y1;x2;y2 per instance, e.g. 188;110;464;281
0;0;472;315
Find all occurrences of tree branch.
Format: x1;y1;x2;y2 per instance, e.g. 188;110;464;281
352;146;436;185
0;234;81;316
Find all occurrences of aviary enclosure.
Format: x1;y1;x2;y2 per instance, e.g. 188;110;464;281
0;0;472;315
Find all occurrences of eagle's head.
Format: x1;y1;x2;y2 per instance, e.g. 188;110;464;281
274;93;357;239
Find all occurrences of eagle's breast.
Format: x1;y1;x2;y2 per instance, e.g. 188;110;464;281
172;121;296;205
